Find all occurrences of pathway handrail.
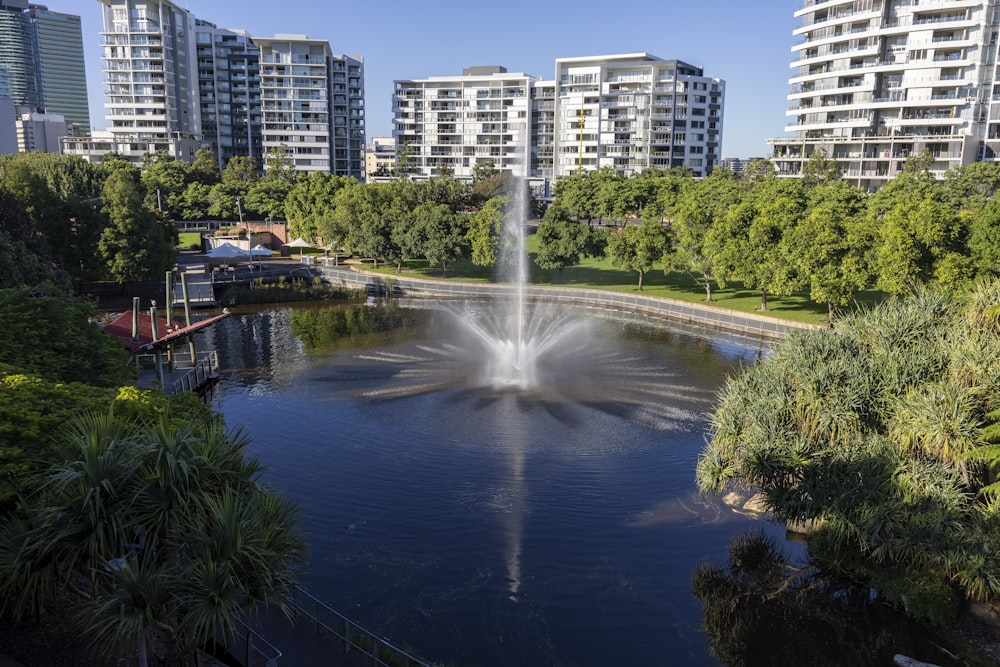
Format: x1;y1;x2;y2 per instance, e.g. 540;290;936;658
287;585;434;667
168;350;219;395
234;617;283;667
317;266;819;339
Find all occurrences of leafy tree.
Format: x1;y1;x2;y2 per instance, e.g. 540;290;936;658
140;151;191;220
874;194;971;294
0;411;306;664
189;147;221;186
707;176;804;311
178;182;212;221
606;218;671;291
800;150;843;189
967;196;1000;279
940;161;1000;212
552;171;598;223
672;169;744;301
0;287;131;387
467;195;508;269
221;155;260;186
286;173;355;243
399;201;466;276
245;178;293;222
262;144;297;183
787;180;871;325
534;203;608;276
99;170;175;283
0;189;66;289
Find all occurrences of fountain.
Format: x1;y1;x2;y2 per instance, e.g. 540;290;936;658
209;177;773;666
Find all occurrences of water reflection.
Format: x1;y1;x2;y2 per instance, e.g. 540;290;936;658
211;300;777;667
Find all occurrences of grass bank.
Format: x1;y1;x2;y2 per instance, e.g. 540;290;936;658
361;232;886;327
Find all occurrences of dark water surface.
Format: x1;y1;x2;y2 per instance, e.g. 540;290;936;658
207;300;789;666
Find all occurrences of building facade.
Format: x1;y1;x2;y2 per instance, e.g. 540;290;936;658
255;34;364;177
0;0;40;110
31;4;91;135
552;54;724;180
392;54;725;192
195;21;261;171
364;135;396;181
393;66;535;181
771;0;998;188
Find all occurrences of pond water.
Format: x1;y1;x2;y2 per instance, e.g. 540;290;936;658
206;300;789;666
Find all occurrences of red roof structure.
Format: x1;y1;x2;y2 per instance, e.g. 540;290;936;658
104;311;230;352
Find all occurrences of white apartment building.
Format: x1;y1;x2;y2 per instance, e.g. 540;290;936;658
256;34;364;178
67;0;203;163
392;55;724;193
553;54;724;179
393;66;535;181
771;0;999;188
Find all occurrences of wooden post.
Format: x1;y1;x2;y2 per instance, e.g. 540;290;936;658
131;297;140;341
180;273;197;365
149;305;163;388
165;271;174;328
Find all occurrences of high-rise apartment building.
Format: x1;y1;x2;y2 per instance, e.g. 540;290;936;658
771;0;999;188
553;54;724;179
392;54;724;192
31;4;91;135
255;34;364;177
393;66;535;180
65;3;364;175
195;21;261;170
77;0;203;163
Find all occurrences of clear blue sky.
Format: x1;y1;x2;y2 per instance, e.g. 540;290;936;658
78;0;801;159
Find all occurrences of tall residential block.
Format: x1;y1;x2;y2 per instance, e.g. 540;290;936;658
195;21;261;171
91;0;202;162
31;4;91;135
392;54;725;192
553;54;724;179
393;66;535;180
771;0;1000;188
256;34;364;177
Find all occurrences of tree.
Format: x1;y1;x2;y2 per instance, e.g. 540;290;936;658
245;178;293;221
552;171;598;224
99;170;175;284
672;169;744;301
874;194;971;294
800;150;843;189
467;195;508;269
0;189;67;289
285;173;355;248
399;201;466;277
189;147;221;186
534;203;608;277
606;218;670;291
707;177;804;311
140;151;191;220
966;196;1000;279
0;411;306;664
262;144;297;183
787;180;871;325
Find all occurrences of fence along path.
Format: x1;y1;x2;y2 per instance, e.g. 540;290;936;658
317;266;819;340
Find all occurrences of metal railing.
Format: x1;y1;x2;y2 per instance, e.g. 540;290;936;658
316;266;816;339
234;617;283;667
288;586;434;667
168;351;219;395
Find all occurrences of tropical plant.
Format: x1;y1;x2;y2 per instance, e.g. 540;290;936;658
0;411;305;665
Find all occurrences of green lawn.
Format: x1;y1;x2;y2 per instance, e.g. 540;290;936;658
362;232;887;327
178;232;202;250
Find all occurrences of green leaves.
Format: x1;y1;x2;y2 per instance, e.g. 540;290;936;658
698;285;1000;604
